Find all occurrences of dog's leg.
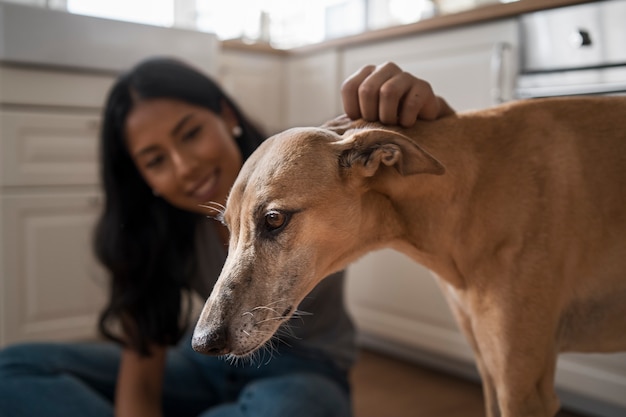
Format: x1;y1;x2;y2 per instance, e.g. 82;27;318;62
469;294;561;417
440;283;500;417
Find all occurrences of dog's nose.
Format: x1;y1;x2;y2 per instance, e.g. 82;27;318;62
192;325;229;355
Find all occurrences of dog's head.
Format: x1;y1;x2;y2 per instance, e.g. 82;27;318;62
192;121;444;357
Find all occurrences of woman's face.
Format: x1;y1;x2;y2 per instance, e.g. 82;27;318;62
125;98;243;216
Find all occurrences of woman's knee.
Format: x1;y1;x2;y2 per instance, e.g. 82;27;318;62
0;343;49;378
238;373;351;417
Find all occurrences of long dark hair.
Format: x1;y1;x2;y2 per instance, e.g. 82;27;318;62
94;57;265;355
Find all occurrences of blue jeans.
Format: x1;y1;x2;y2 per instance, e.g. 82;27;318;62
0;333;352;417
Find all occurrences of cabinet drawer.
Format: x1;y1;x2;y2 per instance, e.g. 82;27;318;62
1;110;100;186
0;66;115;108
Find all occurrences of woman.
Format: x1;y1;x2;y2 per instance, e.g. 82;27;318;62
0;58;453;417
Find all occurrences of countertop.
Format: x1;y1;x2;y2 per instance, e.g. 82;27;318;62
221;0;597;56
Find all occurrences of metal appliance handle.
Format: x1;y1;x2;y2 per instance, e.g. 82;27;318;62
490;42;512;104
516;82;626;99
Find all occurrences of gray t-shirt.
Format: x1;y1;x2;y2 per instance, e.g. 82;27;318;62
190;220;357;371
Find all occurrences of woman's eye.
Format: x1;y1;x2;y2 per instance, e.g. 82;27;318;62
182;125;202;141
264;210;287;231
145;155;165;169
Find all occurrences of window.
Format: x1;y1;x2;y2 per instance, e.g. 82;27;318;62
194;0;360;48
67;0;175;27
54;0;512;48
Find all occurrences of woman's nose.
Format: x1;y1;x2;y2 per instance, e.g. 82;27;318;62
171;149;197;179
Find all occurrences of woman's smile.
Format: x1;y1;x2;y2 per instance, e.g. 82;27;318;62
188;169;220;203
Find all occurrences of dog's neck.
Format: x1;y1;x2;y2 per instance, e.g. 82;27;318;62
361;174;469;288
357;115;489;289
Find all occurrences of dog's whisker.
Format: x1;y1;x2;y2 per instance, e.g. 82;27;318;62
253;298;287;307
252;301;288;310
198;201;226;222
251;306;282;315
225;347;262;368
276;325;299;341
249;299;291;313
200;200;225;211
291;309;312;324
198;203;224;213
260;338;278;366
255;316;291;325
292;309;312;316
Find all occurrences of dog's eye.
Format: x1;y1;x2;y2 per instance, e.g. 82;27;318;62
264;210;288;232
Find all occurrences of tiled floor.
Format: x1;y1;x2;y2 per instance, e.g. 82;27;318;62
350;349;587;417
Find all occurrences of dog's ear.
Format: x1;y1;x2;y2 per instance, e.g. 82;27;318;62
320;114;359;135
335;129;445;177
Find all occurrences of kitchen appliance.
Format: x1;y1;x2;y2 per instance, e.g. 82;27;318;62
516;0;626;98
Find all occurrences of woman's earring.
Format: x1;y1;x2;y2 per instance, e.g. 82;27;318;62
232;125;243;138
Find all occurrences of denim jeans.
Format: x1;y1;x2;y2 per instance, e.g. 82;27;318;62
0;332;352;417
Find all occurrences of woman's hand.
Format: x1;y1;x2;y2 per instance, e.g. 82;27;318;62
341;62;455;127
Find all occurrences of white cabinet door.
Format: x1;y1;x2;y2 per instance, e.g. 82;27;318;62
341;19;519;112
285;49;342;128
220;48;341;133
0;191;106;346
218;50;286;135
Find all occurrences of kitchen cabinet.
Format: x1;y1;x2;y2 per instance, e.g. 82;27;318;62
0;2;219;75
284;49;342;128
219;47;341;134
218;49;286;135
219;47;341;133
0;66;114;346
1;191;105;344
340;18;518;112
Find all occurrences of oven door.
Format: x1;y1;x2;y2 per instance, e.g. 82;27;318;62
516;66;626;98
516;0;626;99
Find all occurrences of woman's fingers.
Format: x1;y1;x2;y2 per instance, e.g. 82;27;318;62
341;62;454;127
341;64;376;120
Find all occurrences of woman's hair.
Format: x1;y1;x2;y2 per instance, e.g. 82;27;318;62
94;57;265;355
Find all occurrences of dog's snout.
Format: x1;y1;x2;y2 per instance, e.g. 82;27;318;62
192;325;229;356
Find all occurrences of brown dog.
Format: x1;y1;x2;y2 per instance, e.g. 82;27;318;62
192;96;626;417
